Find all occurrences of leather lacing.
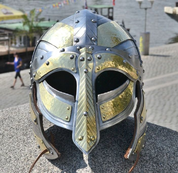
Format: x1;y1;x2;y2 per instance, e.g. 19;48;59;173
128;152;140;173
29;149;49;173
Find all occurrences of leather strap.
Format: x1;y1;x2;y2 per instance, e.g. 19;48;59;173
29;149;48;173
128;152;140;173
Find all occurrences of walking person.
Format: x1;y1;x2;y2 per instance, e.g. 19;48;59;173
6;53;25;89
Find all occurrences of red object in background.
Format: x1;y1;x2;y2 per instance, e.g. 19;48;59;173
84;0;88;9
113;0;115;6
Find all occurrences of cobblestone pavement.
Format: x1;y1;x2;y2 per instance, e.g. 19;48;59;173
0;69;31;109
142;43;178;132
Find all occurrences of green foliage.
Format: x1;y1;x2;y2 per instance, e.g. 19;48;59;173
19;9;45;46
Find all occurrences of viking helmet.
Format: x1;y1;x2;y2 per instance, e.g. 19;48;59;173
29;9;147;161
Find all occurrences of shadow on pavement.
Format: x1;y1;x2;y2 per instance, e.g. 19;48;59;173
148;54;171;58
45;117;178;173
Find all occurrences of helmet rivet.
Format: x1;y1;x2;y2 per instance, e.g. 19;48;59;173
75;20;79;23
77;46;81;50
60;48;65;52
140;116;143;122
74;38;79;42
96;67;100;70
123;60;126;63
46;61;49;65
87;57;92;61
80;57;85;61
31;77;33;81
30;61;32;64
76;10;80;13
91;37;96;41
67;107;70;110
30;64;32;68
103;115;106;119
89;46;94;50
91;19;96;23
78;136;83;141
142;82;144;86
90;136;95;141
70;55;74;59
83;112;88;116
143;69;145;73
34;119;37;123
66;116;69;120
97;54;102;59
139;76;142;80
72;68;75;71
40;55;44;60
33;73;36;77
84;69;88;73
106;48;110;51
129;55;132;58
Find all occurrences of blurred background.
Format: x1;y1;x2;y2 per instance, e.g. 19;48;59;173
0;0;177;47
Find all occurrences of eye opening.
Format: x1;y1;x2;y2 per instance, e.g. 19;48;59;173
45;71;76;98
95;70;128;101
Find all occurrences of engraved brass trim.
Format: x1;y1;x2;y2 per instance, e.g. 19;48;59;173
29;93;37;124
74;47;97;152
39;83;71;122
33;132;49;153
42;22;73;48
95;53;138;80
100;81;134;122
98;21;131;47
140;97;146;123
34;53;76;80
134;133;146;153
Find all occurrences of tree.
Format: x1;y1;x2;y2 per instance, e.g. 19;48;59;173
20;9;45;46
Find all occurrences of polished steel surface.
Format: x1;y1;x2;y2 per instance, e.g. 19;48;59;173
39;82;72;122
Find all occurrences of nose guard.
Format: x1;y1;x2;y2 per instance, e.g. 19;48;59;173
73;47;99;154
